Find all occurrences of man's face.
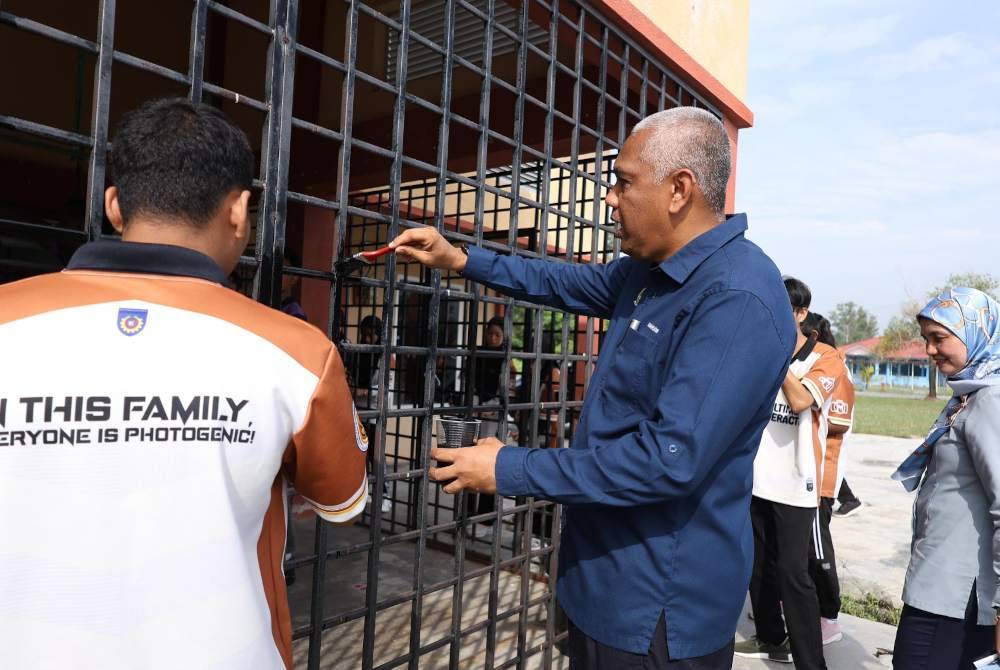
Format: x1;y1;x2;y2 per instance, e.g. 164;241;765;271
604;130;672;262
360;326;377;345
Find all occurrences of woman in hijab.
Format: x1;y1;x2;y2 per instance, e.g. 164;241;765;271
892;287;1000;669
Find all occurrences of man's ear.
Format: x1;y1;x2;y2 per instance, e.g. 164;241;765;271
667;169;696;214
230;190;251;243
105;186;125;234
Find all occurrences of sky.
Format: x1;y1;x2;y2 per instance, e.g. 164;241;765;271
737;0;1000;333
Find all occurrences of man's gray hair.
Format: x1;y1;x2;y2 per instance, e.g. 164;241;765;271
632;107;731;215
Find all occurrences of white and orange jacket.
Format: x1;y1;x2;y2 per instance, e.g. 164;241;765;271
0;240;368;669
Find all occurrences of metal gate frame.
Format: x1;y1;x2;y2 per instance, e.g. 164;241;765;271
0;1;721;667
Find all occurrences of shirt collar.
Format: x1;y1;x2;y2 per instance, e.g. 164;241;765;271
655;213;749;284
66;239;229;285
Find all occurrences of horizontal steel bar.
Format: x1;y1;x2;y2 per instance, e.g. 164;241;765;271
205;0;273;35
0;115;93;147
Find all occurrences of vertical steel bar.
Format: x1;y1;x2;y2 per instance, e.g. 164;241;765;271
408;0;457;664
306;516;330;670
253;0;298;307
486;0;531;665
617;43;629;153
638;59;648;116
362;1;413;667
536;3;562;659
309;3;357;660
450;0;496;665
84;0;116;241
188;0;210;102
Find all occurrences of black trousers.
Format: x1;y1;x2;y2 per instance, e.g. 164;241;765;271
567;614;734;669
749;496;827;670
837;479;859;505
893;586;994;670
809;497;841;619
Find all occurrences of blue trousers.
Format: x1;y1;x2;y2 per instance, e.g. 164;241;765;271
893;587;994;670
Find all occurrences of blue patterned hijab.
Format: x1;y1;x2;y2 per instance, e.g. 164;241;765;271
892;287;1000;491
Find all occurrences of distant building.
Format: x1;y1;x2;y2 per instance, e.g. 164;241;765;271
840;336;946;389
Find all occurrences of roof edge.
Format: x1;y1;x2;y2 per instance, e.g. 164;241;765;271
593;0;754;128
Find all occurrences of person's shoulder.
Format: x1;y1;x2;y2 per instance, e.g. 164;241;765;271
698;241;794;343
0;270;94;327
209;288;334;369
0;269;64;297
968;384;1000;411
814;342;844;361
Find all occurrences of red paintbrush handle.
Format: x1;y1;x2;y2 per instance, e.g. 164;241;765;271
360;246;394;260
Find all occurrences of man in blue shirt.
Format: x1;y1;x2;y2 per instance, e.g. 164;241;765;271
391;107;795;669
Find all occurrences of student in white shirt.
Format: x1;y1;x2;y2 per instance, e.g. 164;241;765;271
736;278;844;669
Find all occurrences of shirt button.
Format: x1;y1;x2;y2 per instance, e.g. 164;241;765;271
668;444;679;454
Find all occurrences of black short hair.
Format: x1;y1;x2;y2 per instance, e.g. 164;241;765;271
783;276;812;311
109;97;254;227
486;315;505;330
801;312;836;347
360;314;383;336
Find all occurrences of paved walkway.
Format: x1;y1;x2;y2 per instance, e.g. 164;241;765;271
735;432;919;668
827;433;919;605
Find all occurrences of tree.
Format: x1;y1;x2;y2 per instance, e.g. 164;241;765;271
877;314;920;357
930;272;999;297
829;302;878;345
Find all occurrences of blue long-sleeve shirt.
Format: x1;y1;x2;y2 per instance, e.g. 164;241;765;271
462;214;795;657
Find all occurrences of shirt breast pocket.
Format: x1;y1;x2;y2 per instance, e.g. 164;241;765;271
603;324;660;412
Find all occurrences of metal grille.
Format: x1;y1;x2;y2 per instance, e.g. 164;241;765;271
0;1;720;667
385;1;548;84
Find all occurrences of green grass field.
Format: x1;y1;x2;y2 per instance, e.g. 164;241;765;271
854;394;948;438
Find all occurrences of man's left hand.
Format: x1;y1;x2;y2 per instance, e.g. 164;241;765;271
430;437;504;494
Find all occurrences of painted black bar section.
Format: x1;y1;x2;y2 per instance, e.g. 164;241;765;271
84;0;116;241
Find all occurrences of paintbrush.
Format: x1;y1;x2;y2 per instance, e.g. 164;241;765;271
334;245;395;277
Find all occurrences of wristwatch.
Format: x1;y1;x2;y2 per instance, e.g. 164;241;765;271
459;243;470;256
994;605;1000;624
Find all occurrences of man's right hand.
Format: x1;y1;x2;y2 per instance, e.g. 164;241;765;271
389;226;467;272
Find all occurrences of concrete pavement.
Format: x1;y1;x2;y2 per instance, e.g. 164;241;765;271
734;432;919;668
826;433;919;605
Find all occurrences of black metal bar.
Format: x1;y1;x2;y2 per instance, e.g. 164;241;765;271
84;0;116;241
315;0;358;663
253;0;297;307
0;218;88;238
360;0;411;666
206;0;273;35
0;11;98;52
451;0;496;662
406;0;458;664
0;115;93;148
188;0;210;101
